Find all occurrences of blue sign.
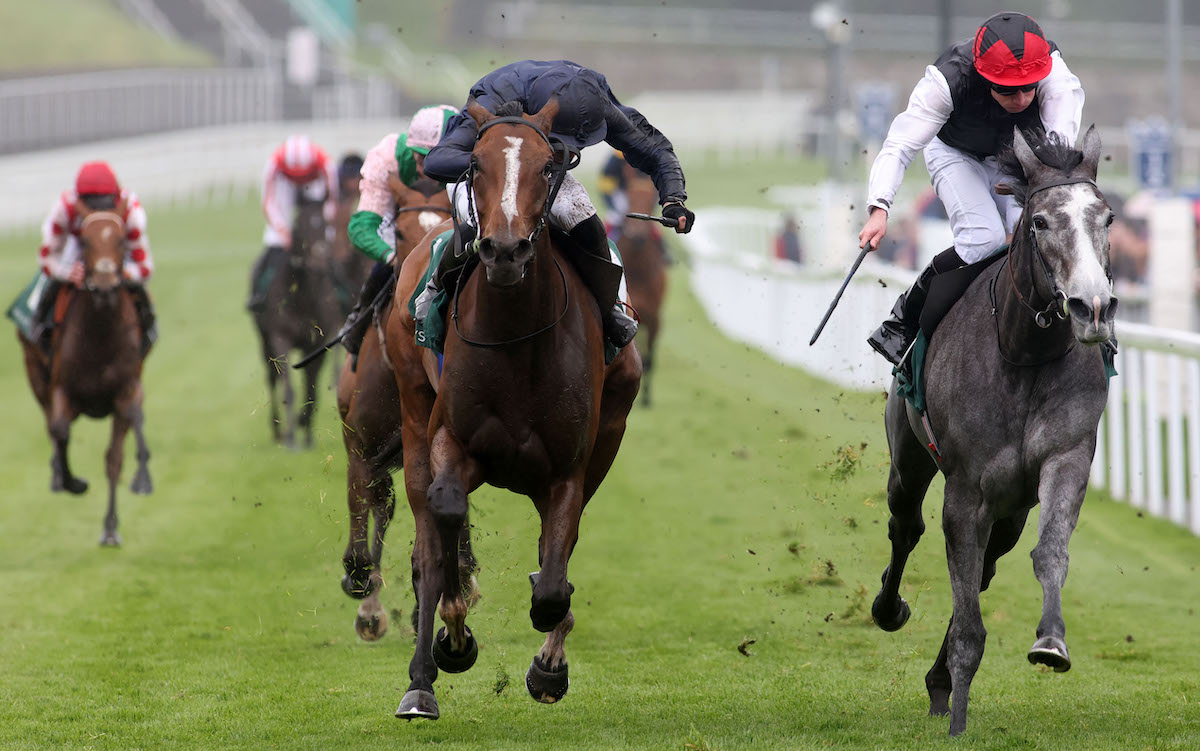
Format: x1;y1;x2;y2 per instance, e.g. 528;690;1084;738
855;82;896;146
1129;118;1173;191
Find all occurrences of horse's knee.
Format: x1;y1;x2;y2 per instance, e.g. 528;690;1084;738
530;573;573;632
887;514;925;548
427;473;467;530
1030;544;1068;584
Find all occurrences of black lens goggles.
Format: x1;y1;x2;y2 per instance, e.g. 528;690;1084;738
991;83;1037;95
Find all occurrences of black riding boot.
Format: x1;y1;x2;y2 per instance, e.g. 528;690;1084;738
338;261;394;359
128;284;158;357
247;245;284;313
568;214;638;349
31;278;62;356
867;247;964;366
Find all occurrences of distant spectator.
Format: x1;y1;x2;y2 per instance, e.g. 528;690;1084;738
774;213;803;263
1102;188;1148;284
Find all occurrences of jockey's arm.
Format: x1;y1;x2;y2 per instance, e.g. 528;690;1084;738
38;196;71;280
122;194;153;283
423;110;481;186
261;164;293;248
861;66;953;249
602;101;686;208
348;133;402;263
1037;51;1084;145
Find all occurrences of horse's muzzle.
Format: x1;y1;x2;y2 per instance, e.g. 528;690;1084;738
1067;294;1118;344
478;235;534;288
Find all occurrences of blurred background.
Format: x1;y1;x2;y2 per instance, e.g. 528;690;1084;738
1;0;1198;527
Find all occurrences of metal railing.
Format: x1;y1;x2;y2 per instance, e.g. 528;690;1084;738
681;207;1200;535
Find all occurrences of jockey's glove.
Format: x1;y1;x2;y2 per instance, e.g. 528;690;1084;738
662;202;695;234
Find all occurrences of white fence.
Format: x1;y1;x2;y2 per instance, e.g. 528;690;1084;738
682;208;1200;535
0;119;402;232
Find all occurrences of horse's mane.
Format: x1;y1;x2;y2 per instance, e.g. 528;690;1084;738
997;128;1085;207
409;176;443;198
490;101;525;118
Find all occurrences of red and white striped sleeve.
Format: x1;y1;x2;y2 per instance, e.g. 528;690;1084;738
38;192;73;280
122;191;153;282
261;156;291;241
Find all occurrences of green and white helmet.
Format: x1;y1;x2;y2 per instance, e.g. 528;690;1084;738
406;104;459;155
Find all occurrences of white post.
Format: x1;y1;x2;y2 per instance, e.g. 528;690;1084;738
1107;347;1127;500
1147;199;1196;329
1146;352;1164;517
1166;354;1186;524
1127;348;1145;508
1189;359;1200;534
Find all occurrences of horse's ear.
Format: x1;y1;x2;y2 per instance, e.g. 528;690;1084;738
386;172;407;202
74;198;90;218
531;97;559;134
994;182;1014;196
466;98;492;129
1012;127;1043;181
115;195;128;218
1079;124;1102;178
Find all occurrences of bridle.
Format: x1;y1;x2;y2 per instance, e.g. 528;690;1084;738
79;211;127;293
448;114;581;349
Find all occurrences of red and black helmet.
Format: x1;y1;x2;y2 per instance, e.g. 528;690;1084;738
973;12;1052;88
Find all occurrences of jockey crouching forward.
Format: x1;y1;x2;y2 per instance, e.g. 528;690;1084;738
335;104;459;358
247;135;338;313
860;12;1084;366
32;161;157;356
421;59;695;350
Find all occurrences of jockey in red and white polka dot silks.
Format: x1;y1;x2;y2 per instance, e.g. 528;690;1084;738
39;161;154;284
260;135;338;249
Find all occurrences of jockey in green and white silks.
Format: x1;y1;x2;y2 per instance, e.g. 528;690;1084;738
335;104;459;358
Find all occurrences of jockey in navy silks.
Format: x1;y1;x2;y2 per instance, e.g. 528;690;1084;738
422;59;695;350
859;12;1084;366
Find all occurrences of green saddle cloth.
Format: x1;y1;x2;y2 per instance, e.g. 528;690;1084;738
895;331;1119;414
409;229;620;364
6;271;50;341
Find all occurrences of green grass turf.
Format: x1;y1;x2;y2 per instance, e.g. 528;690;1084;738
0;192;1198;750
0;1;211;73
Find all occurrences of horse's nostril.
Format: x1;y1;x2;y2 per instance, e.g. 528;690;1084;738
1066;297;1092;322
1103;296;1119;322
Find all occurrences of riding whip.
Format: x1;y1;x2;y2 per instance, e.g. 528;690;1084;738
809;246;870;346
625;212;680;229
292;277;396;369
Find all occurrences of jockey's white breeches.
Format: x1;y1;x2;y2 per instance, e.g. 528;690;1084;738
924;136;1023;264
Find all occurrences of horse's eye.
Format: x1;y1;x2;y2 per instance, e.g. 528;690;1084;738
543;162;555;177
1105;213;1115;227
1032;215;1048;231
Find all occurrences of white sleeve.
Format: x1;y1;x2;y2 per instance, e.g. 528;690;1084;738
261;164;291;241
866;65;953;215
1038;51;1084;146
39;196;72;279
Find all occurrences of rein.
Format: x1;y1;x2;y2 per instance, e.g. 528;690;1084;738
395;205;453;216
450;253;571;348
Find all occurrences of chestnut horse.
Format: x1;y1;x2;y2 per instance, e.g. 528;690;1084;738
251;198;341;448
615;164;668;406
18;201;152;546
335;176;459;642
384;98;641;720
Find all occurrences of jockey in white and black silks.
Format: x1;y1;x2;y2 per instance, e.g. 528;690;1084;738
33;160;157;355
859;12;1084;366
247;135;338;313
334;103;459;358
422;59;696;350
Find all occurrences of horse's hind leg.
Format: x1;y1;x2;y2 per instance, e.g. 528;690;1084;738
941;481;991;736
872;391;938;631
101;411;131;547
47;388;87;495
925;511;1028;716
1028;452;1090;672
299;357;322;449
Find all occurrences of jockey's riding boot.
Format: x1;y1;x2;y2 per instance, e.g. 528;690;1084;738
31;278;62;356
414;223;476;325
246;245;283;313
568;214;638;349
867;247;964;367
338;261;393;359
129;284;158;358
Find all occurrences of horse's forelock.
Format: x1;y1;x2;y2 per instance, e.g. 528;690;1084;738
491;101;525;119
998;129;1087;208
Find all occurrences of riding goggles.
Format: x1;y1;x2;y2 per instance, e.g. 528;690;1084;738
991;83;1037;95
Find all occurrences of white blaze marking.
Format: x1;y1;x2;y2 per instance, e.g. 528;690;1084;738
418;211;442;232
1058;185;1109;296
501;136;523;226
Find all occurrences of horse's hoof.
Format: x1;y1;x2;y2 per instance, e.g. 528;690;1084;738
1028;636;1071;672
340;572;376;599
54;475;88;495
99;531;122;547
525;655;569;704
431;626;478;673
871;594;910;632
395;688;438;720
130;471;153;495
354;610;388;642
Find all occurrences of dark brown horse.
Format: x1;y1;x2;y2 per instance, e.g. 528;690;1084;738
384;98;641;720
251;198;341;448
331;180;371;314
18;201;152;546
335;176;456;642
615;163;668;406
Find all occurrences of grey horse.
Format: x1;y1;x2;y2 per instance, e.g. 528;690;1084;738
870;126;1116;737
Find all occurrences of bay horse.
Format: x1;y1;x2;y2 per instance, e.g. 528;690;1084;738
384;98;642;720
335;176;458;642
870;127;1116;736
251;198;341;448
18;200;153;546
614;163;667;407
331;178;371;315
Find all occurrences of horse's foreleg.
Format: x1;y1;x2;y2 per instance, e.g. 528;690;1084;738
300;358;322;449
872;393;937;631
123;385;152;495
47;387;86;494
527;608;574;703
941;483;991;737
1028;452;1090;672
100;411;131;547
426;427;479;674
279;355;297;449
